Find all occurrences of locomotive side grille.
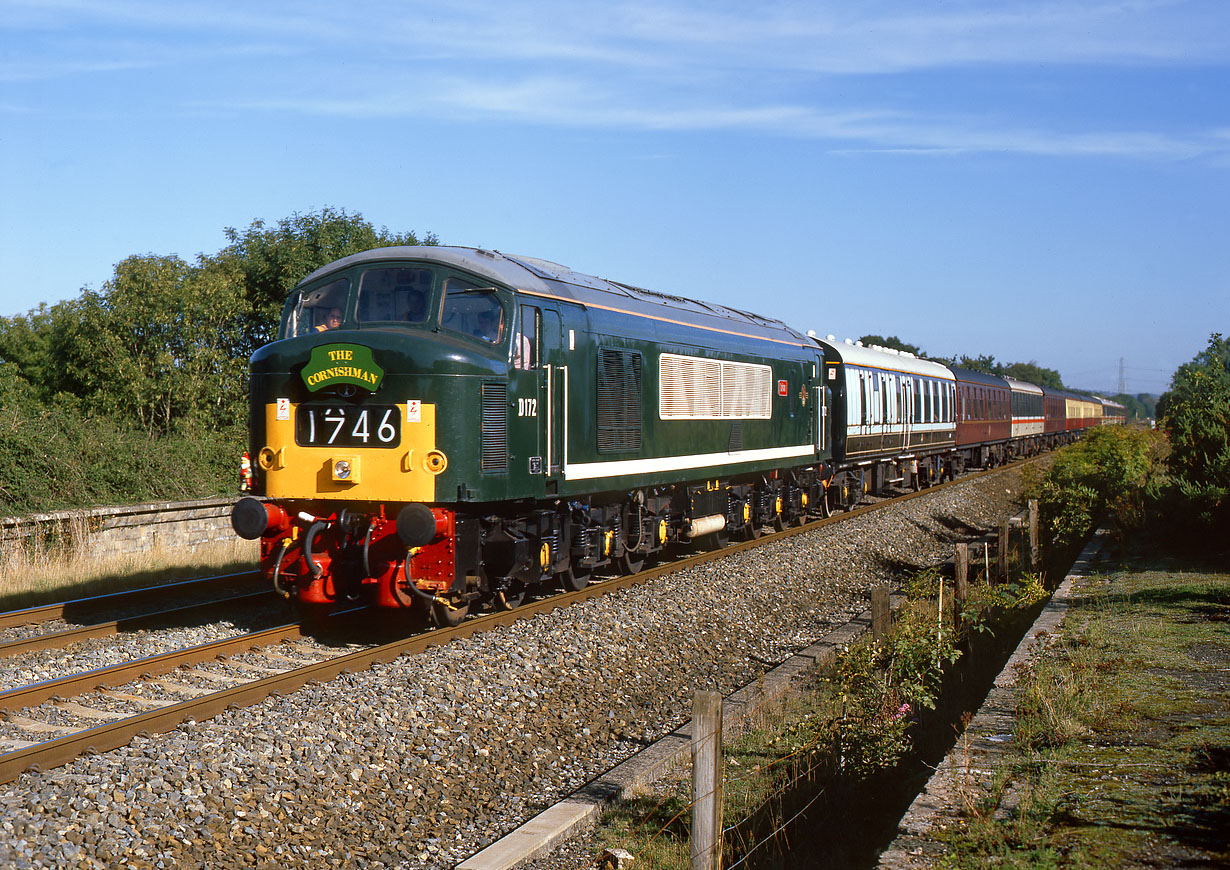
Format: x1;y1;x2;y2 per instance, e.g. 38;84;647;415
481;382;508;472
597;348;643;452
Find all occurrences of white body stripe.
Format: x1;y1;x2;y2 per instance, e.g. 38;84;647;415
564;444;815;482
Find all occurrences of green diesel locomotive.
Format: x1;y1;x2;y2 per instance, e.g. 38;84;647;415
232;246;834;624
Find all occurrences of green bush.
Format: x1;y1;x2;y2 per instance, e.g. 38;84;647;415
831;585;961;774
0;365;243;515
1033;425;1167;551
1155;333;1230;549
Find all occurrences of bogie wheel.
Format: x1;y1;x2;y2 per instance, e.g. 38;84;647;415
618;550;646;575
492;580;526;611
431;598;469;628
818;490;832;518
558;562;592;592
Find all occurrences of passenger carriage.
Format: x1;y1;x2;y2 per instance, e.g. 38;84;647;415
951;366;1012;470
811;338;956;501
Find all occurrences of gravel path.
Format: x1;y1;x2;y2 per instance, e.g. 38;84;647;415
0;468;1034;869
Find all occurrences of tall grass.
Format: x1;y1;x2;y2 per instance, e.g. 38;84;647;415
0;522;258;610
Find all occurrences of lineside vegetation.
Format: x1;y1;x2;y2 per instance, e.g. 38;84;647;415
0;208;436;516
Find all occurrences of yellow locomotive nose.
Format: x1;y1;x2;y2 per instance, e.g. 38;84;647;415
260;400;440;502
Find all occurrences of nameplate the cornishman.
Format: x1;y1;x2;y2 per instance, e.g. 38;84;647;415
300;344;385;392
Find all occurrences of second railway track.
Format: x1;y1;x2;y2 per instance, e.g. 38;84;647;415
0;461;1043;869
0;459;1042;788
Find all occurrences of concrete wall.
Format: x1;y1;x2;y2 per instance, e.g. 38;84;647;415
0;498;240;558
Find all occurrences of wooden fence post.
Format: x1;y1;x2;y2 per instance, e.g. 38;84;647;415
871;585;891;643
1028;499;1039;573
954;542;969;639
691;691;724;870
998;519;1010;582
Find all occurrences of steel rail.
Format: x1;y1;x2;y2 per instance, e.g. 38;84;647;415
0;457;1039;785
0;590;278;659
0;571;262;631
0;622;307;715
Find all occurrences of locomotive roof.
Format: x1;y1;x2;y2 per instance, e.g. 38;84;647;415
298;246;811;347
813;337;955;380
948;366;1010;389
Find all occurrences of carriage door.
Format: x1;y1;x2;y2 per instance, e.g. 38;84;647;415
898;374;908;451
813;356;829;459
902;376;914;450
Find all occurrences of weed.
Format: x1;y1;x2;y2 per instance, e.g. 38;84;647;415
936;564;1230;868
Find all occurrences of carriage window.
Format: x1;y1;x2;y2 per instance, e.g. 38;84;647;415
282;276;350;338
441;279;504;344
357;267;433;324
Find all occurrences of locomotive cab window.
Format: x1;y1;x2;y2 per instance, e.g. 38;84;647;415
441;278;506;345
356;267;434;325
515;305;539;369
281;276;350;338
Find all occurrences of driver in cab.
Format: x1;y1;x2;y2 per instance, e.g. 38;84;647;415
315;307;343;332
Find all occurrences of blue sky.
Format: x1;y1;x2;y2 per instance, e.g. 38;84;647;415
2;0;1227;395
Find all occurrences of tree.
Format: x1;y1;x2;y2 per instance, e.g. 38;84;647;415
0;301;82;401
1157;333;1230;491
213;207;437;351
1000;361;1064;389
858;335;923;356
45;253;254;435
953;353;999;374
1109;393;1157;422
0;207;441;512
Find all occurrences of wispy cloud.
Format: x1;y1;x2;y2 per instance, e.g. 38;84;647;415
8;0;1229;75
4;0;1228;161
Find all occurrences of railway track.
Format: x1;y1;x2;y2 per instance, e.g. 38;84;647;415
0;570;262;633
0;589;277;659
0;458;1040;786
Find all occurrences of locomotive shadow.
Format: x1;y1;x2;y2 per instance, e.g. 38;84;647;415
59;594;292;637
56;571;278;635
